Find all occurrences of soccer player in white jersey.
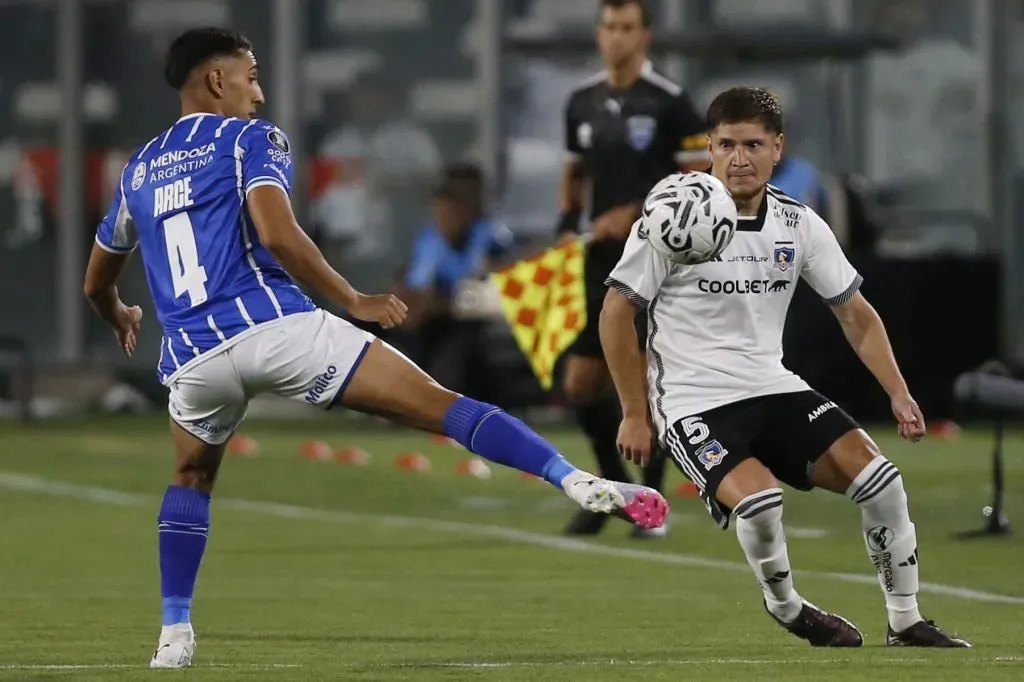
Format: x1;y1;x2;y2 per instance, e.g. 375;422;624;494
82;28;668;669
600;87;970;648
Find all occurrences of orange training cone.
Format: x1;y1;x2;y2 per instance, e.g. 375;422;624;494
675;482;699;497
395;452;431;473
227;434;260;458
335;446;371;466
299;440;333;462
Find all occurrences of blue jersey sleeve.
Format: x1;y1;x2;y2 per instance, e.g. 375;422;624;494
241;120;295;197
94;170;138;253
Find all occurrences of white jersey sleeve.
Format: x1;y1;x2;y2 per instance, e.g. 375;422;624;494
800;210;863;306
605;220;672;307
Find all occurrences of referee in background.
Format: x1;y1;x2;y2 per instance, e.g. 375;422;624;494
557;0;709;538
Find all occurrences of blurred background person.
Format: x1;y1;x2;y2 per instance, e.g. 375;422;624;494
770;151;829;217
393;164;513;397
555;0;708;539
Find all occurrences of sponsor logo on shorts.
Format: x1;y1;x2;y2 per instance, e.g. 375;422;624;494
807;400;837;422
304;364;338;405
194;420;232;436
696;439;728;471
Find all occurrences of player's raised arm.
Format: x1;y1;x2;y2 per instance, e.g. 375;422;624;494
600;221;670;465
242;124;407;329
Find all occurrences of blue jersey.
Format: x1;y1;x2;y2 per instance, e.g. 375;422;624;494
404;218;512;299
95;114;316;383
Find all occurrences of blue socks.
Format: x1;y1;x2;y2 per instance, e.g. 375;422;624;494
444;397;577;487
153;400;571;629
158;486;210;626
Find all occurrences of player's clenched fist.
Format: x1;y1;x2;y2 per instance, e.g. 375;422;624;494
891;392;926;442
616;415;654;467
351;293;408;329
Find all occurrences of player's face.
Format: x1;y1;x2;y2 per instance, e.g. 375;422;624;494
708;122;783;201
210;50;265;120
596;4;650;67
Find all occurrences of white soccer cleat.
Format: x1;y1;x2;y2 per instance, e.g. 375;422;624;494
149;623;195;669
561;471;669;529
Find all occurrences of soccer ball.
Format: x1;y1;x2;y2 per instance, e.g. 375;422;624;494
640;172;737;265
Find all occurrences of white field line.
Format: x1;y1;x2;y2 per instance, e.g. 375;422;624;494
11;657;1022;671
0;663;302;670
1;472;1022;606
390;657;935;668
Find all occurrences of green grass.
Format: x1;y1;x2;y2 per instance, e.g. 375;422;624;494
0;416;1023;681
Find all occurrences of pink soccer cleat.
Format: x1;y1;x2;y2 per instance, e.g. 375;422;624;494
561;472;669;529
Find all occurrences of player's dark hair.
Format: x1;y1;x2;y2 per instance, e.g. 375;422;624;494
706;87;784;135
599;0;652;27
164;28;253;90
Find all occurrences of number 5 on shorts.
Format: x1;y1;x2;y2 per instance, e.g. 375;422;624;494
680;416;710;445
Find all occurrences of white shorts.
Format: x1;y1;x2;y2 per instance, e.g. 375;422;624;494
167;309;375;445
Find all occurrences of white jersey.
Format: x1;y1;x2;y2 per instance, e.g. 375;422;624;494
606;185;861;439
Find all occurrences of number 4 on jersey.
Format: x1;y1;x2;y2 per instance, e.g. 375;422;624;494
164;212;208;307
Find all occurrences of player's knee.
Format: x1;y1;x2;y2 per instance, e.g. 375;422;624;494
717;458;779;510
832;429;882;467
813;430;884;494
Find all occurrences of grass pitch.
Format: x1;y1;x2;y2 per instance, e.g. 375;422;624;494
1;416;1022;681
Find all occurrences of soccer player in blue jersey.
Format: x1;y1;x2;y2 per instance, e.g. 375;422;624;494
82;28;669;668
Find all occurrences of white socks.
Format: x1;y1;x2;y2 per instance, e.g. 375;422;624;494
734;488;803;624
847;456;922;632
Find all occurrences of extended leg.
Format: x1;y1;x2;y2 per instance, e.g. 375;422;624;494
339;339;668;528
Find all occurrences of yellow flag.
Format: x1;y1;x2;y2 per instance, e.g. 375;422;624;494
489;238;587;390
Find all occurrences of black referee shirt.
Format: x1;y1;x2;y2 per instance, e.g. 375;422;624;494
564;61;707;257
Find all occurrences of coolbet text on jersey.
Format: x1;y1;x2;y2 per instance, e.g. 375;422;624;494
95;114;316;384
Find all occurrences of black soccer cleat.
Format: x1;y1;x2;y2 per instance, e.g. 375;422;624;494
766;600;864;647
886;620;972;648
